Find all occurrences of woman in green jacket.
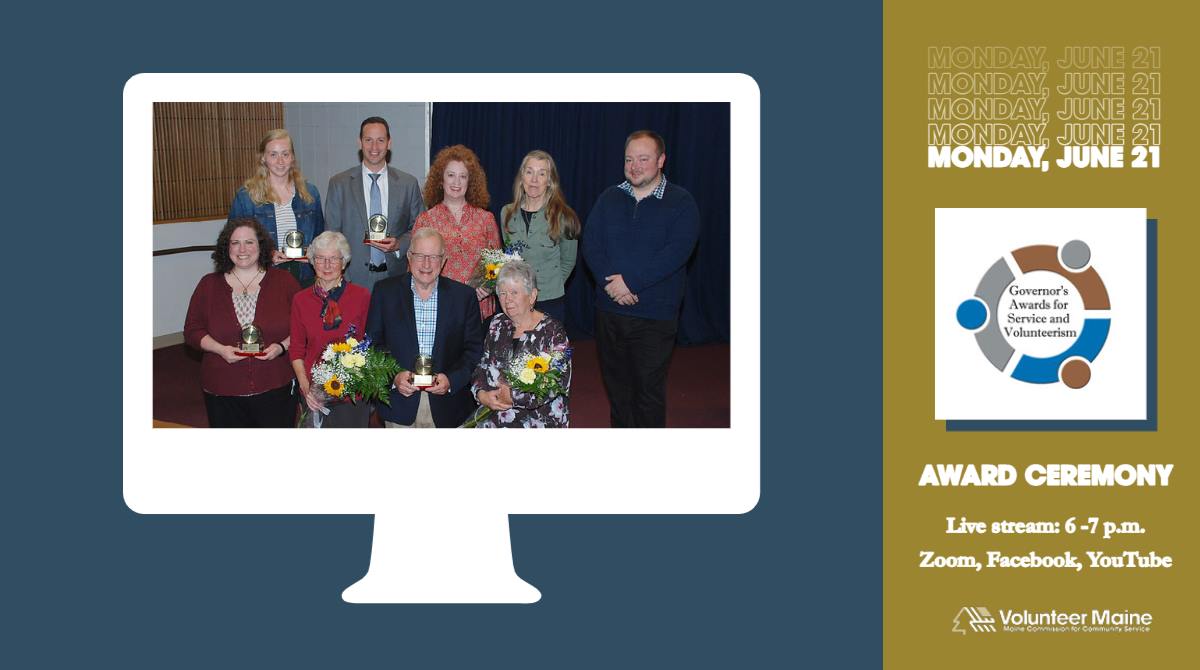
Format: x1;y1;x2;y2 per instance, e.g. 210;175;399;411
498;150;580;326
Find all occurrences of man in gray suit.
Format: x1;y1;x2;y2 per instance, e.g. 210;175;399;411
324;116;426;293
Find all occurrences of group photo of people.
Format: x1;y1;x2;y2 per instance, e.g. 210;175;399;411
154;103;731;429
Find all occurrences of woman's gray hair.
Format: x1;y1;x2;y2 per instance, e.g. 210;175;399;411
307;231;352;269
496;260;538;295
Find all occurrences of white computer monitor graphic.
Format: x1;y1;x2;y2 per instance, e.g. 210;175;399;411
125;73;760;603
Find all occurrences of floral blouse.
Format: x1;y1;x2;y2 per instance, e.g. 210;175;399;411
413;202;501;320
470;313;571;428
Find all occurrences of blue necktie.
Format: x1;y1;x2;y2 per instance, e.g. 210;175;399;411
368;173;386;266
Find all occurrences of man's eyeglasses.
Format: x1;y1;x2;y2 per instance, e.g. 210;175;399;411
409;252;445;263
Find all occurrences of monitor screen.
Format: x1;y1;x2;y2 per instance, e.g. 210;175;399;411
126;73;760;602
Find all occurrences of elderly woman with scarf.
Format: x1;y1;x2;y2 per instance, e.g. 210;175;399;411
289;231;372;427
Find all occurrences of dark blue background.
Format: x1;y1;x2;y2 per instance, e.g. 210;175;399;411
8;3;881;667
431;102;732;345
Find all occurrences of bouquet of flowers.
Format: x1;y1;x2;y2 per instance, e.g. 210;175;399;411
300;325;403;427
468;241;526;292
461;347;571;428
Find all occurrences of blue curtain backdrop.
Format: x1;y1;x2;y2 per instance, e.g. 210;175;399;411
429;102;730;345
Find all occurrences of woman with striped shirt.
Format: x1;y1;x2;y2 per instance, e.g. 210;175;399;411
229;128;324;286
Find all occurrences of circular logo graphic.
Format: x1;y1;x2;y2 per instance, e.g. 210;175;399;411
956;240;1110;388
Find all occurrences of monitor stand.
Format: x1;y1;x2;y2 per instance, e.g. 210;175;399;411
342;509;541;604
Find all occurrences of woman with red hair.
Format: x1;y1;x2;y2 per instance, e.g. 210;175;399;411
413;145;501;320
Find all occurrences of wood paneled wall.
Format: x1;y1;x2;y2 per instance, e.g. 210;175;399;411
152;103;283;223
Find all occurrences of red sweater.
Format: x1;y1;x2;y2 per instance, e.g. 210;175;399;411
289;281;371;379
184;268;301;396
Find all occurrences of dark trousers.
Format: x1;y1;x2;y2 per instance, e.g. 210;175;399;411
204;384;296;428
321;400;371;428
535;296;566;326
300;398;372;428
594;309;677;427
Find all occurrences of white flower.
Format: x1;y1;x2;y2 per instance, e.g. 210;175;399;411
346;337;359;348
321;347;336;362
311;365;332;384
518;368;537;384
341;352;366;369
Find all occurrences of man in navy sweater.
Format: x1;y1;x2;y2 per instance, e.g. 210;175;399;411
582;130;700;427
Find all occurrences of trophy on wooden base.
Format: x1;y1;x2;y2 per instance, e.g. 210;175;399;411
235;324;267;357
413;355;434;388
366;214;388;242
283;230;306;259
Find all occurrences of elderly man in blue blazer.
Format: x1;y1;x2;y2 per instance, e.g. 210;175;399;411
325;116;426;293
366;228;483;428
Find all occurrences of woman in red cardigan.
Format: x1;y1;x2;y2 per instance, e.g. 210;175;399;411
184;218;301;427
289;231;372;428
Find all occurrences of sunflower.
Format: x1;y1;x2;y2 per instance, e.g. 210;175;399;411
485;263;500;280
332;342;352;353
526;357;550;373
323;377;344;397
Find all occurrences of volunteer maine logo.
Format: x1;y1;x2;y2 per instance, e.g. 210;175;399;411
955;239;1110;388
952;606;996;634
950;607;1153;634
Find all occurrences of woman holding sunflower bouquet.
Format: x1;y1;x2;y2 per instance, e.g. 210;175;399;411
470;260;572;428
289;231;372;427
